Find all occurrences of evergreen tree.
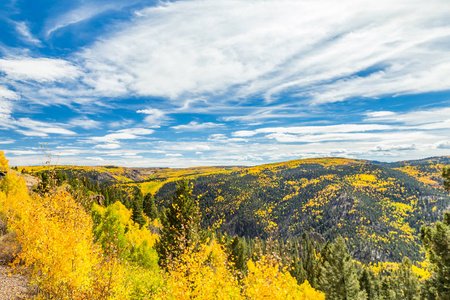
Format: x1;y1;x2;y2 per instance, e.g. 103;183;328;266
380;277;394;300
391;257;419;300
143;193;159;220
229;236;248;274
302;232;319;288
420;211;450;299
156;180;200;267
443;166;450;191
319;235;366;300
131;189;146;228
290;256;307;285
360;267;379;300
420;278;437;300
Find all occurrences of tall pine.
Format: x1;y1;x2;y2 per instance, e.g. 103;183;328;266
229;236;248;274
156;180;200;267
143;192;158;219
420;211;450;299
302;232;320;288
319;235;366;300
131;189;146;228
359;267;380;300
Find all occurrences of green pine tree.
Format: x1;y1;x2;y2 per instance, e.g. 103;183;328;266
380;277;394;300
360;267;380;300
420;278;437;300
229;236;248;274
143;193;159;220
443;166;450;191
302;232;319;288
319;235;366;300
156;180;200;267
390;257;419;300
420;211;450;299
290;256;307;285
131;189;146;228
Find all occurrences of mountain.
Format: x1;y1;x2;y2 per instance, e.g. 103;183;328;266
24;156;450;262
153;157;450;262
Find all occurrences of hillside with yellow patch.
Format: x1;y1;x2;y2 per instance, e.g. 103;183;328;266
21;156;450;262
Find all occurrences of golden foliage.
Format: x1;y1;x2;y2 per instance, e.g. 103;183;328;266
0;152;127;299
160;239;241;300
243;255;325;300
0;151;8;171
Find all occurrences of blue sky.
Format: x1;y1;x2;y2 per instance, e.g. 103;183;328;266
1;0;450;167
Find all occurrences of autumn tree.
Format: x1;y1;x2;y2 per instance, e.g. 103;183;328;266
156;180;200;267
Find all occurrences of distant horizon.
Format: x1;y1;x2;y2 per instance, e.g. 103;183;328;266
1;0;450;167
11;154;450;169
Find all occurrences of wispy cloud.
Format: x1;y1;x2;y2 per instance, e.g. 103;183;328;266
2;0;449;112
0;139;15;144
14;118;76;136
365;107;450;125
69;116;101;129
0;86;19;128
87;127;154;144
94;143;121;149
13;21;42;46
45;1;132;36
0;57;80;82
136;108;169;127
233;124;394;137
74;0;450;104
171;121;224;131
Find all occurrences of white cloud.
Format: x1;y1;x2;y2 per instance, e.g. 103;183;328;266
371;144;417;152
69;116;101;129
233;124;393;138
0;139;15;144
109;119;134;128
171;121;224;131
0;86;19;101
45;1;130;36
94;143;121;149
86;156;104;161
14;118;76;136
87;127;154;143
365;107;450;125
15;130;48;137
0;86;19;128
0;57;80;82
165;153;183;157
208;133;248;143
136;108;168;127
2;0;449;111
74;0;450;103
14;21;41;45
6;150;41;155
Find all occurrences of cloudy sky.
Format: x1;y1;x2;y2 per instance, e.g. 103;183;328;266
1;0;450;167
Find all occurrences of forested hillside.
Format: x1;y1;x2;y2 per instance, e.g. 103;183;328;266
154;157;449;262
22;156;450;262
4;153;450;299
